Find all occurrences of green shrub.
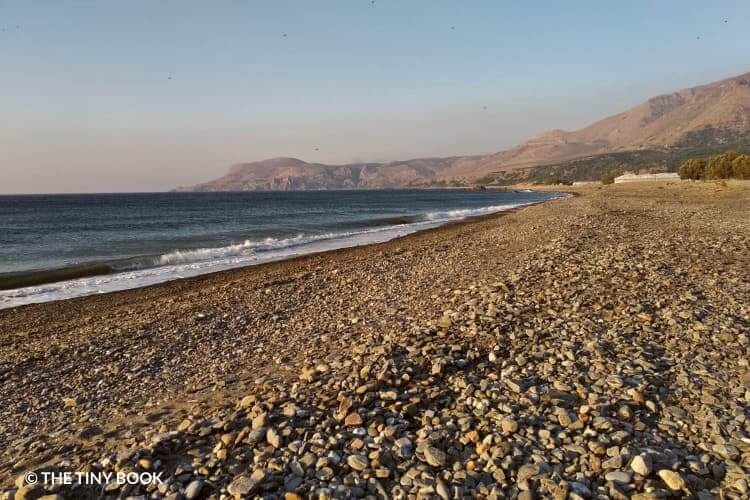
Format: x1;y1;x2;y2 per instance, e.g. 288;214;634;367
678;158;707;180
732;154;750;179
705;152;739;179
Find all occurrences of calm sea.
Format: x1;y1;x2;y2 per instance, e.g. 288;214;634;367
0;189;559;309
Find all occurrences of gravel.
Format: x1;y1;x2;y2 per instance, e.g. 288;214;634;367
1;181;749;498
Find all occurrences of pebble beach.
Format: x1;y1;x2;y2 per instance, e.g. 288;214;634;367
1;181;749;499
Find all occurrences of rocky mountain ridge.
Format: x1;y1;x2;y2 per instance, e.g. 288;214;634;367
182;71;750;191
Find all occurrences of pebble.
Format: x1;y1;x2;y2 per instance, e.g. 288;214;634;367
658;470;686;491
423;446;447;467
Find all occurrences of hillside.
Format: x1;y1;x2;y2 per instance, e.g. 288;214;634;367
182;71;750;190
185;156;477;191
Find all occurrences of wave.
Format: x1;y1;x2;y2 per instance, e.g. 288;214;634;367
0;264;114;291
116;224;430;272
0;199;545;307
335;214;423;229
424;202;532;221
115;203;537;272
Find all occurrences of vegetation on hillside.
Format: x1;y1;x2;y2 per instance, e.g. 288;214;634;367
679;151;750;180
476;128;750;185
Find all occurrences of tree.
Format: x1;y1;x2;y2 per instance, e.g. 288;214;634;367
678;158;707;180
601;172;616;184
705;151;739;179
732;154;750;179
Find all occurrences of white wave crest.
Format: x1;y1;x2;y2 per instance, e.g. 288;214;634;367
0;199;544;309
424;202;530;221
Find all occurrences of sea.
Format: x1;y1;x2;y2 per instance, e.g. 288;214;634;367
0;189;560;309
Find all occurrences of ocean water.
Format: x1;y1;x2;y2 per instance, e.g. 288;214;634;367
0;189;559;309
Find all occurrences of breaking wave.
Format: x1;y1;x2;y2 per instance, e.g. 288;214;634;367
0;198;551;309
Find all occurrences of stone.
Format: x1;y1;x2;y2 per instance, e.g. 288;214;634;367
501;418;519;433
346;454;369;471
605;471;632;484
252;412;268;429
517;464;541;482
423;446;447;467
631;454;652;476
657;470;685;491
436;479;451;500
227;473;261;498
344;412;363;426
184;480;203;500
267;427;281;448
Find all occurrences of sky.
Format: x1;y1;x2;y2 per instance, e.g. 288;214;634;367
1;1;748;193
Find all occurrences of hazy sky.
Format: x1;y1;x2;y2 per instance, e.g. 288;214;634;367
1;1;749;193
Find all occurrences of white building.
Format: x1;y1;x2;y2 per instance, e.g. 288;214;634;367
614;172;679;183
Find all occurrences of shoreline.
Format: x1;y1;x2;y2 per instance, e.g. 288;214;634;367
0;196;560;313
2;181;748;497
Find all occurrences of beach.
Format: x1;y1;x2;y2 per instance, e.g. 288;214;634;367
2;181;749;498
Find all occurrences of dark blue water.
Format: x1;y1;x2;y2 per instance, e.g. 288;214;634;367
0;189;558;307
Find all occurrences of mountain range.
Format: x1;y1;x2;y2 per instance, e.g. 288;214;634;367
182;70;750;191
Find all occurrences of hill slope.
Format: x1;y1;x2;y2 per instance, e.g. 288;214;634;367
183;71;750;190
186;156;478;191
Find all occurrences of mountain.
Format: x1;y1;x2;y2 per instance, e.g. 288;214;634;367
182;71;750;190
185;156;479;191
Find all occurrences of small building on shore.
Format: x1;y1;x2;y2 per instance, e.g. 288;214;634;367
614;172;679;184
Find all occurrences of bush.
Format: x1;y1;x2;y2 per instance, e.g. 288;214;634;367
678;158;707;180
705;151;739;179
601;172;616;184
732;154;750;179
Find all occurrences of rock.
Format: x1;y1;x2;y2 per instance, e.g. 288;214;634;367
438;316;452;329
226;469;266;499
501;418;519;433
517;464;541;482
239;395;255;408
395;437;413;458
605;471;632;484
184;480;203;500
657;470;685;491
344;412;363;426
346;454;369;471
379;391;398;401
299;366;316;383
267;427;281;448
631;454;652;476
436;479;451;500
252;412;268;429
423;446;447;467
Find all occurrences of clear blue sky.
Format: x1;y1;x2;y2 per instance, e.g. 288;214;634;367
1;1;748;193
